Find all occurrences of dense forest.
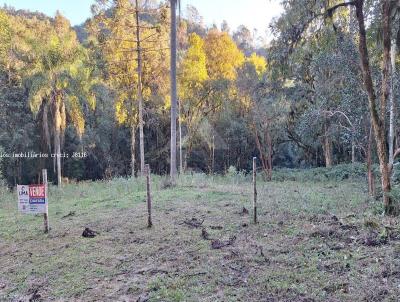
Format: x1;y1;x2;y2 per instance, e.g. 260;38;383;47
1;0;400;213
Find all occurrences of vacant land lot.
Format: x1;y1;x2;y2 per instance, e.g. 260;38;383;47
1;173;400;301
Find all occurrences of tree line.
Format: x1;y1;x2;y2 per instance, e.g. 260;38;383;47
0;0;400;214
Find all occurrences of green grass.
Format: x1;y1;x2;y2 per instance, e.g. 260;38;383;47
0;172;399;301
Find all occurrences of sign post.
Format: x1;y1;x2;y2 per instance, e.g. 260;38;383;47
253;157;257;224
145;164;152;228
17;169;49;233
42;169;49;233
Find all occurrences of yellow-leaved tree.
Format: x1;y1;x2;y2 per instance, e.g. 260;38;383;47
247;52;267;78
178;29;246;171
204;29;244;80
89;0;169;177
179;33;208;170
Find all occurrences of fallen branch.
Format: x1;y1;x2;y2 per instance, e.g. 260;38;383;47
211;236;236;249
135;268;169;275
183;271;207;278
257;246;270;263
201;228;212;240
62;211;76;219
183;218;204;228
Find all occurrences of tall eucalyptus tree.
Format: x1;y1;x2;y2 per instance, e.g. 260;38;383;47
170;0;178;180
135;0;145;175
353;0;394;214
388;6;400;169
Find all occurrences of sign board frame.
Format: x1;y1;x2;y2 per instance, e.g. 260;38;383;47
17;184;48;214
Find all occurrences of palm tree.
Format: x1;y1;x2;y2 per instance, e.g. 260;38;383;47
170;0;178;180
26;13;96;186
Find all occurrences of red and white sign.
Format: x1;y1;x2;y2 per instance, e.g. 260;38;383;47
17;184;48;214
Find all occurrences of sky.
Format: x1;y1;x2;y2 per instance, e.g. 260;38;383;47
1;0;283;38
180;0;283;38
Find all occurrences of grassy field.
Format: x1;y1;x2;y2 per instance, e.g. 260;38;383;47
1;172;400;301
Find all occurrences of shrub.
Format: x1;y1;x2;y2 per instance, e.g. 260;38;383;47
225;165;249;184
273;163;374;182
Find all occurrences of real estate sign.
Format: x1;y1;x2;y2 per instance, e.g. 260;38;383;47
17;184;48;214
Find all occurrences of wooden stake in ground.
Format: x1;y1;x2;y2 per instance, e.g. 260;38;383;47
253;157;257;224
42;169;49;233
145;164;152;228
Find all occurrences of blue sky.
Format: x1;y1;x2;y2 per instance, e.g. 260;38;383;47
1;0;282;37
1;0;93;25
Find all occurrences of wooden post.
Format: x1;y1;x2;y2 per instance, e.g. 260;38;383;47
145;164;152;228
42;169;49;233
253;157;257;224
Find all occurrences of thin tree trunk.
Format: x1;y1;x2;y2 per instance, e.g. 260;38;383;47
351;138;356;163
184;150;188;172
351;128;357;163
170;0;178;181
135;0;145;176
178;99;183;174
349;0;357;166
389;38;396;169
42;102;51;153
55;133;61;187
355;0;393;214
265;125;273;181
367;125;375;197
207;143;212;174
253;124;268;180
131;123;136;177
184;134;193;172
60;101;66;149
347;0;356;36
211;135;215;174
53;96;62;187
145;164;152;227
253;157;257;224
323;122;333;168
6;62;11;86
